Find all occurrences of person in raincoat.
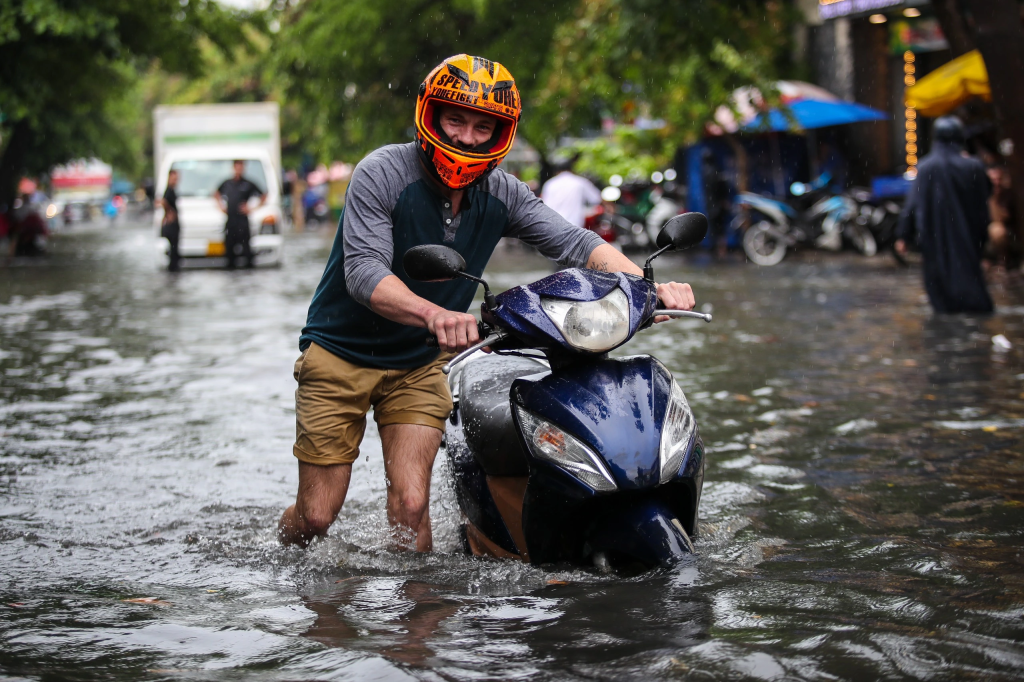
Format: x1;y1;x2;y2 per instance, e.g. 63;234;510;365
896;116;993;314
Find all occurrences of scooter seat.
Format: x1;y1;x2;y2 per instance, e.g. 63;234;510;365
459;355;549;477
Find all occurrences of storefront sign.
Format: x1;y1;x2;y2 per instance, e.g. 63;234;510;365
890;18;948;53
818;0;902;20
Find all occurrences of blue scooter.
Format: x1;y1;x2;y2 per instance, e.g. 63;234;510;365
735;173;859;266
402;213;711;571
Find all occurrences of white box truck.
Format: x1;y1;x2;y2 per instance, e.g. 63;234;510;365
153;102;284;267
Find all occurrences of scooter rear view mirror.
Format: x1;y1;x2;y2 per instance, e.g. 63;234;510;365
656;212;708;251
644;212;708;281
403;244;499;310
403;244;467;282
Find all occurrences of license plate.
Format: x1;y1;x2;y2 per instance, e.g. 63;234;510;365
206;241;225;256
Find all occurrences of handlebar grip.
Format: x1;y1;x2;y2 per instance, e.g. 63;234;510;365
426;321;492;348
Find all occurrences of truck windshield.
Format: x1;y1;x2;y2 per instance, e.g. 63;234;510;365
169;160;268;198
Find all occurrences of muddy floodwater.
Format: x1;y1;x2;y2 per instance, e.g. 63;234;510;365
2;222;1024;681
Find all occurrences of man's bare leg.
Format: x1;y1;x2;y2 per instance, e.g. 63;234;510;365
380;423;443;552
279;461;352;546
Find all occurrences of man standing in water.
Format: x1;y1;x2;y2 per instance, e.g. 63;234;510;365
896;116;993;314
158;169;181;272
214;160;266;269
541;153;602;228
278;54;696;550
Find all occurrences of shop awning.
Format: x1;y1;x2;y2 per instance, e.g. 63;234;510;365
905;49;990;117
709;81;887;135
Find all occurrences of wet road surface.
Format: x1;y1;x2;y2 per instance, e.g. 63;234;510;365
2;222;1023;680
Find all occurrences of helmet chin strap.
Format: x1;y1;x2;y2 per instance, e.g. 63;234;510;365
415;138;494;191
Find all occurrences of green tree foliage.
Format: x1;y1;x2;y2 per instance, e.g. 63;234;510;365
529;0;798;172
273;0;796;177
0;0;801;196
0;0;250;205
273;0;576;162
564;128;664;185
131;25;282;177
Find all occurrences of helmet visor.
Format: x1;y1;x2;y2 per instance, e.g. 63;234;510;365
419;98;516;160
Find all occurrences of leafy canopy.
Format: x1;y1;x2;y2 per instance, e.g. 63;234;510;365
273;0;576;161
0;0;250;200
530;0;798;175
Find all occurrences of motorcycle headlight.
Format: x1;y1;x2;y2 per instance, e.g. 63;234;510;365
540;288;630;352
514;406;617;492
659;379;695;484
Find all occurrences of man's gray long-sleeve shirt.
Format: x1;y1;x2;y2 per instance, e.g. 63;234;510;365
299;142;606;368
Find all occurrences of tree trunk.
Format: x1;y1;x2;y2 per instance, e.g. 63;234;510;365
970;0;1024;251
0;120;31;211
931;0;976;58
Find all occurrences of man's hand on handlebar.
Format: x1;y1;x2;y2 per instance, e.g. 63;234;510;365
426;309;480;353
654;281;695;323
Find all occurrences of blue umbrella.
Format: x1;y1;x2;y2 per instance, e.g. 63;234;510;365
711;81;888;134
746;99;888;131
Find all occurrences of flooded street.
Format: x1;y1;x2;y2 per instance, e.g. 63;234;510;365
2;222;1024;681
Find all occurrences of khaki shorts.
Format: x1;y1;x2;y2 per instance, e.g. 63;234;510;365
292;342;453;466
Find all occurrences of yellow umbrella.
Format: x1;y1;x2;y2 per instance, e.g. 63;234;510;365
905;49;990;117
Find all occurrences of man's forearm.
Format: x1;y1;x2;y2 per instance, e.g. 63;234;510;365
368;274;444;327
586;243;695;313
586;243;643;277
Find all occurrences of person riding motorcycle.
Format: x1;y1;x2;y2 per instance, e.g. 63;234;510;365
277;54;697;551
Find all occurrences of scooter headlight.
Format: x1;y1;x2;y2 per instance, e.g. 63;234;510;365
514;406;617;492
659;379;695;484
540;288;630;352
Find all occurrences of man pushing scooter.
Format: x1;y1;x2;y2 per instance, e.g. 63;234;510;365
278;54;696;550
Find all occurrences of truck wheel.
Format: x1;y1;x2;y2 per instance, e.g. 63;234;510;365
743;221;787;266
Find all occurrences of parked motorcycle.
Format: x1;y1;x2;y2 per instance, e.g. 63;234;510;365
302;185;331;229
847;187;903;261
736;174;868;266
304;197;330;229
594;184;651;251
598;173;684;252
581;202;618;246
644;179;686;246
403;213;712;571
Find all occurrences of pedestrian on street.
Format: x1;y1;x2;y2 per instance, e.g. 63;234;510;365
979;148;1018;269
540;154;603;228
896;116;993;314
158;169;181;272
700;148;731;259
8;191;48;257
277;54;697;550
214;160;266;269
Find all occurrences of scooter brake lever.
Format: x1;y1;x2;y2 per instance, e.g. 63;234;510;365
652;309;713;323
442;331;508;375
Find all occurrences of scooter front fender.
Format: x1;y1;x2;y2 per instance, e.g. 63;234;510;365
511;355;674;490
586;498;694;568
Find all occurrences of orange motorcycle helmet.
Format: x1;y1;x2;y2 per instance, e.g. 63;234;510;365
415;54;522;190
